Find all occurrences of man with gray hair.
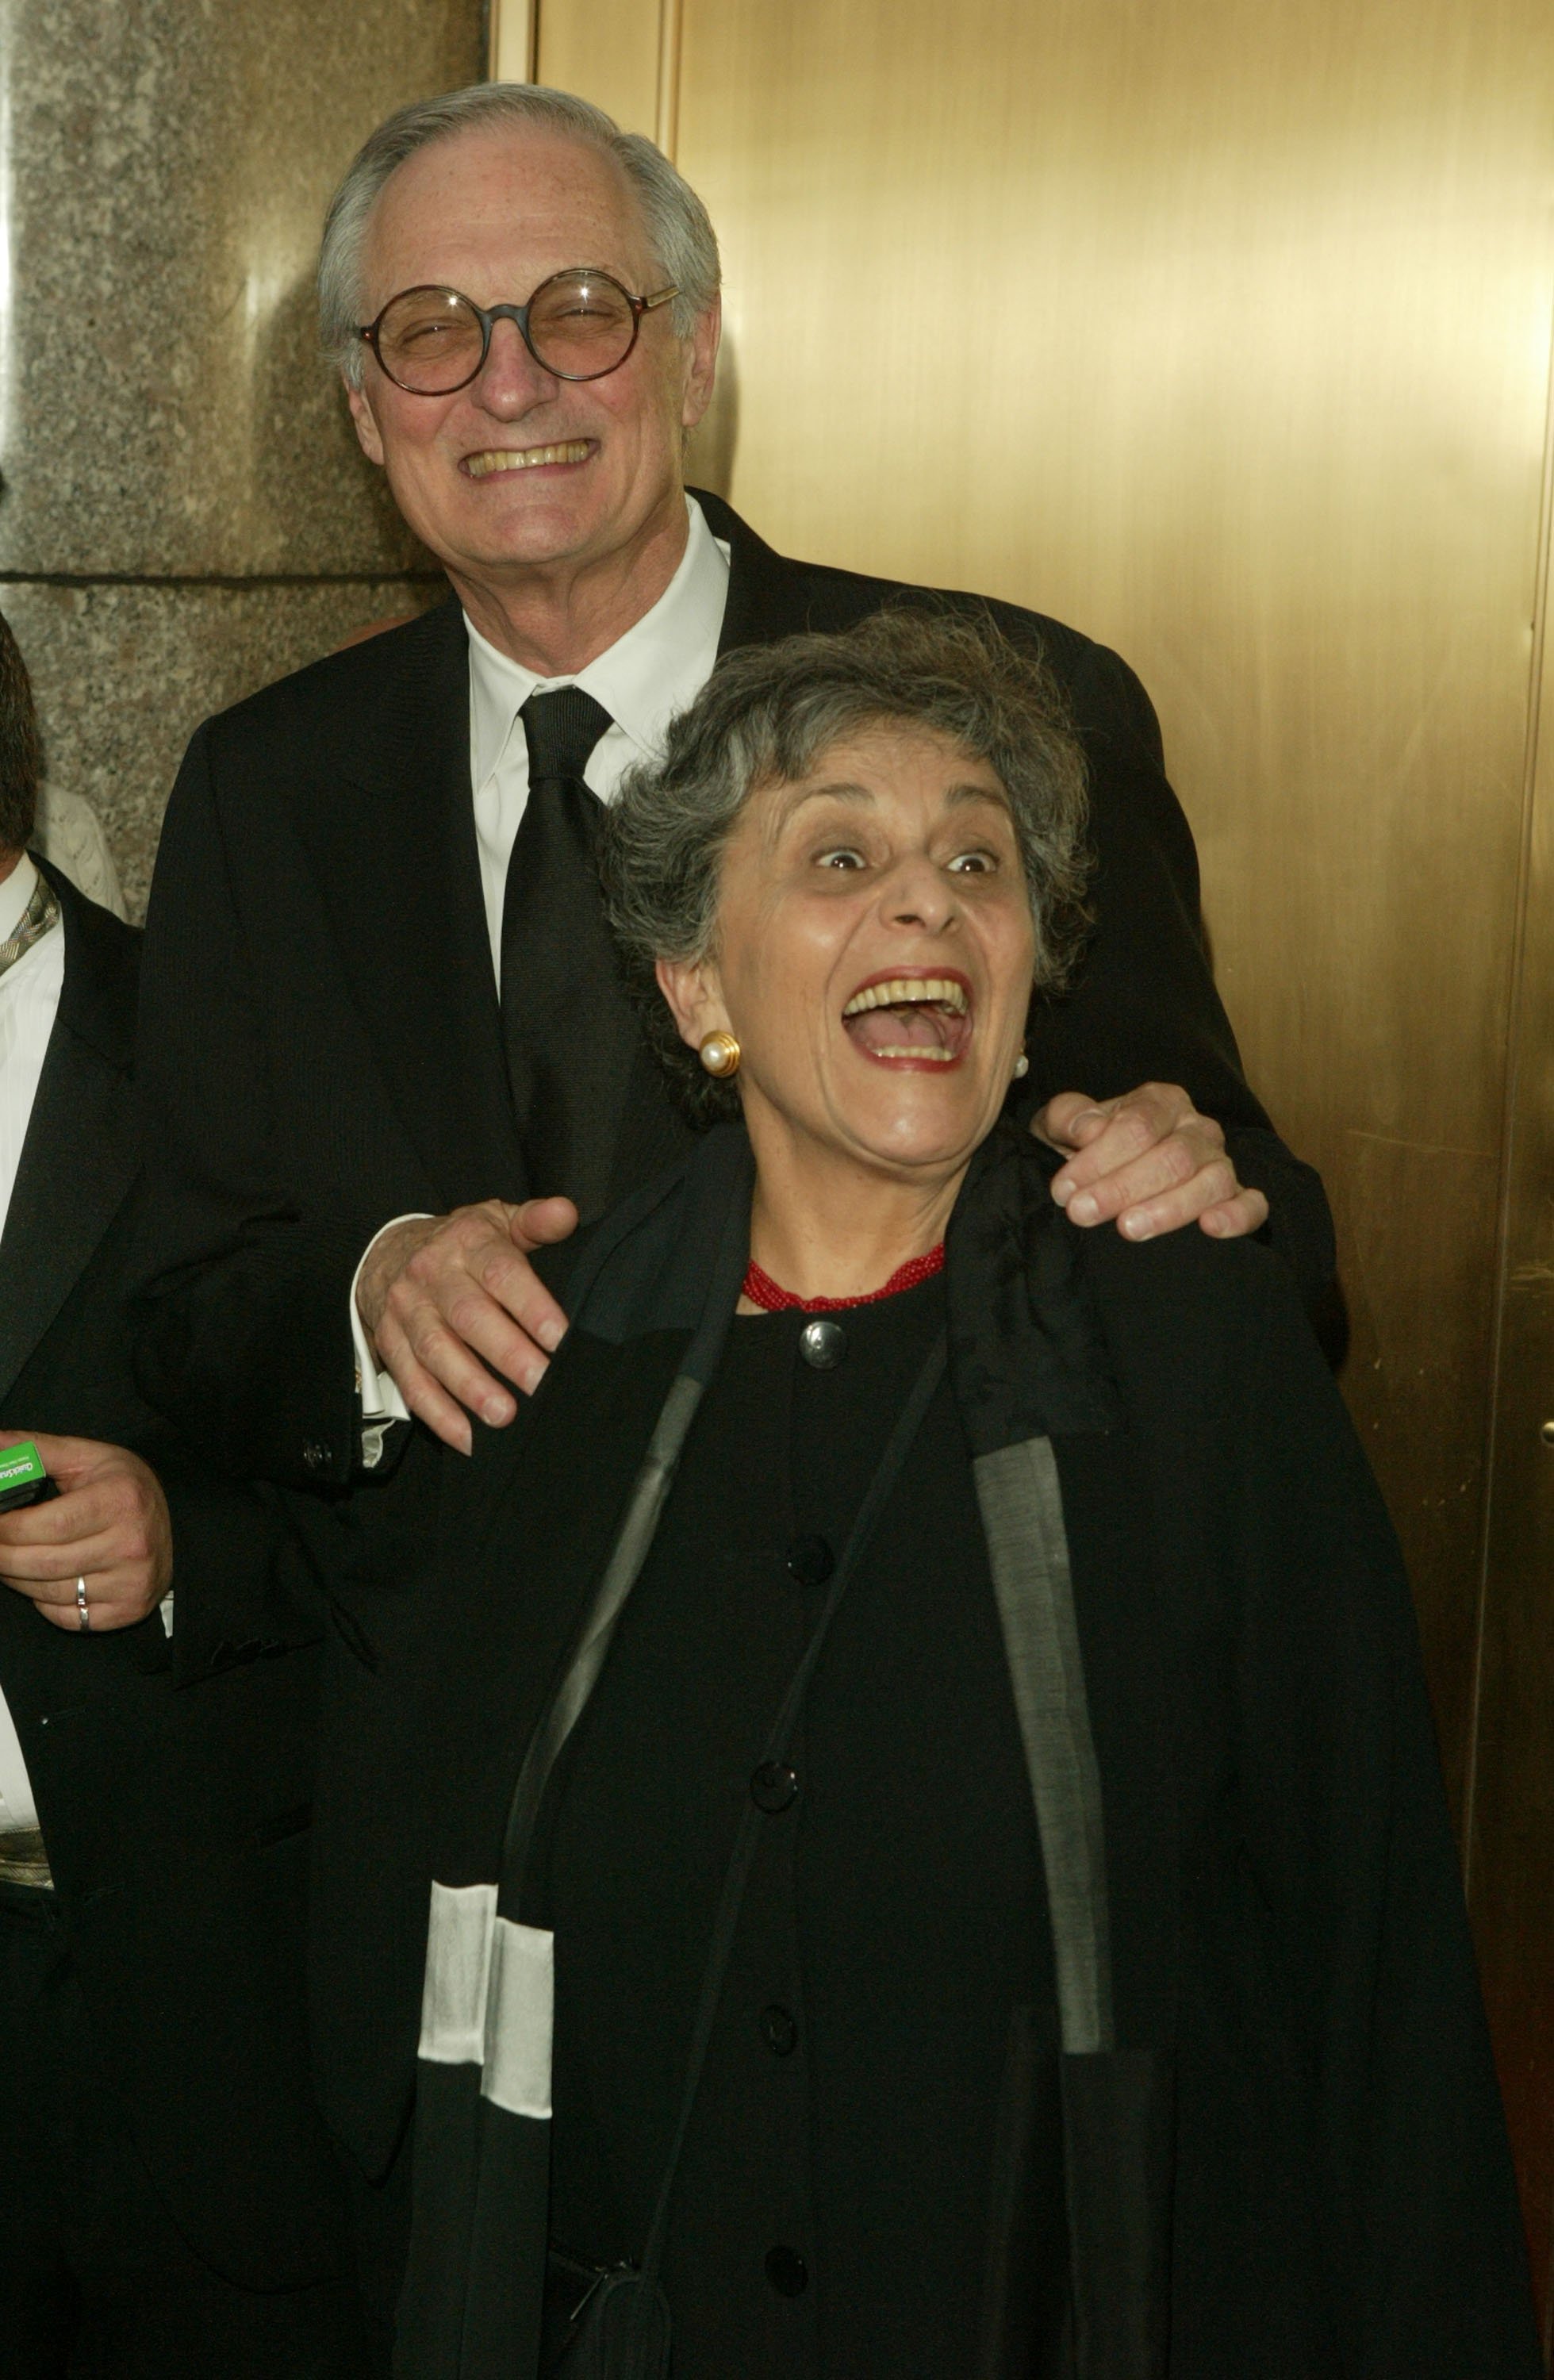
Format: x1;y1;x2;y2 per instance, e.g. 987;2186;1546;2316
131;80;1333;2342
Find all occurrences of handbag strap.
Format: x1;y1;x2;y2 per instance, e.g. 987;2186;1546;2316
499;1179;753;1899
631;1323;950;2318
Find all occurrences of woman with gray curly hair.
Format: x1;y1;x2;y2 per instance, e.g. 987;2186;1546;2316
601;605;1090;1132
393;610;1535;2380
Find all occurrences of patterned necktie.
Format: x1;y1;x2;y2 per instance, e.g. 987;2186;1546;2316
0;872;58;983
500;689;645;1219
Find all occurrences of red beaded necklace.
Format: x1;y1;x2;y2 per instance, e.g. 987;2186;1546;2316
741;1242;946;1313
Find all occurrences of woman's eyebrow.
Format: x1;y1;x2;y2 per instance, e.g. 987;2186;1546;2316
765;777;1010;844
762;779;875;850
775;779;876;818
944;781;1011;811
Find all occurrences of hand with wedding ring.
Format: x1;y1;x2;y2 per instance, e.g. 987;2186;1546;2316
0;1432;172;1633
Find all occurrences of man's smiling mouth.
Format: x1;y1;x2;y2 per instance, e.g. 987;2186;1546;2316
463;441;592;478
841;973;973;1065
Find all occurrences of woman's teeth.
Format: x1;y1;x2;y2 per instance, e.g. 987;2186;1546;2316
840;976;972;1063
465;442;590;478
841;976;969;1018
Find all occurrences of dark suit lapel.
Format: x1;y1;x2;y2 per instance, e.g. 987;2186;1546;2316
290;597;528;1211
692;487;828;653
0;870;138;1403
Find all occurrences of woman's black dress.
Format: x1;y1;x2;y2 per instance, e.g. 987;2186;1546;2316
529;1275;1069;2378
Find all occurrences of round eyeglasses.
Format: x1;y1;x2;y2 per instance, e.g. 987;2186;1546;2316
359;268;680;394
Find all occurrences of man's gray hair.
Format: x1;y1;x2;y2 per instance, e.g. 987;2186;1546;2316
318;82;721;385
598;607;1092;1124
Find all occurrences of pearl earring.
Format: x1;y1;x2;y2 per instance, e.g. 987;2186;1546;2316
699;1030;742;1078
1013;1053;1030;1079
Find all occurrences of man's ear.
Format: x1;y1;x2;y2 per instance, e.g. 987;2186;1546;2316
656;951;728;1050
680;298;722;434
346;378;386;468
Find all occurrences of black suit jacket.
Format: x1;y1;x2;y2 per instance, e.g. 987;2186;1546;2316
131;492;1332;1507
0;862;347;2290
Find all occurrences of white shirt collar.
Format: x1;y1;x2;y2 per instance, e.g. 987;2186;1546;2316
0;854;40;946
465;493;731;791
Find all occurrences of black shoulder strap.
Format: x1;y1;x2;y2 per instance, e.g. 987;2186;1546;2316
498;1167;752;1896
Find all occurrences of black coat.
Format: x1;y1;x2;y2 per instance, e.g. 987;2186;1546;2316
130;491;1333;1504
0;862;347;2291
396;1129;1537;2378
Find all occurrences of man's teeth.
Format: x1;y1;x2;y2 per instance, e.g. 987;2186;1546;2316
842;976;969;1018
465;442;590;478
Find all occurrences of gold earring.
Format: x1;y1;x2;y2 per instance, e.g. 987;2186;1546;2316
1013;1052;1030;1079
699;1030;741;1078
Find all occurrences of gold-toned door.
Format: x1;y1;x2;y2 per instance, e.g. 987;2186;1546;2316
505;0;1554;2332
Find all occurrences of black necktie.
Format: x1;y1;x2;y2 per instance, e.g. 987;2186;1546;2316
500;688;643;1219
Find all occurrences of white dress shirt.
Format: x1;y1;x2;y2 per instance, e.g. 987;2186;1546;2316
0;854;66;1833
352;495;732;1435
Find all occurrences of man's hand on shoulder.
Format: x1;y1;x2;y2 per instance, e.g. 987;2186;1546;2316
356;1196;580;1457
1036;1084;1269;1243
0;1433;172;1632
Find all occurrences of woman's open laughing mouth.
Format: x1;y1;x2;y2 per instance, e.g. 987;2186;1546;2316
840;970;973;1067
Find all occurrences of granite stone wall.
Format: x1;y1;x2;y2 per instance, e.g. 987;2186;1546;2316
0;0;486;917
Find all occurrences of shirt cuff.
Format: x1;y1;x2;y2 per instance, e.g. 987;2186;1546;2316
351;1215;430;1441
